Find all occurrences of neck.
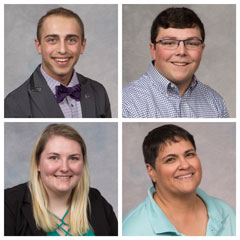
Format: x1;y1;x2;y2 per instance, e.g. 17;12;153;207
154;188;199;216
175;79;192;96
153;61;193;96
42;65;73;86
47;190;71;217
55;74;73;86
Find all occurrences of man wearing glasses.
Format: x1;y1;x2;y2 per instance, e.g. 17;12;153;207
122;7;229;118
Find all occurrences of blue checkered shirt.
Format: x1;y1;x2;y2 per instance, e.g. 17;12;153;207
41;66;82;118
122;63;229;118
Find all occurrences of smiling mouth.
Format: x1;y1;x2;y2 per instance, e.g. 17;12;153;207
54;175;72;179
53;57;72;65
171;62;189;66
175;173;194;179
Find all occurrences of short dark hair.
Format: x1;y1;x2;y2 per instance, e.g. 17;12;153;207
151;7;205;43
143;124;196;168
37;7;85;43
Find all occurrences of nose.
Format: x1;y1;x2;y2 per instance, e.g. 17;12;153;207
175;41;187;56
58;40;67;54
178;156;191;170
60;159;69;172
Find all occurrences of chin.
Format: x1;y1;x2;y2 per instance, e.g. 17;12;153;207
179;185;198;194
55;186;73;193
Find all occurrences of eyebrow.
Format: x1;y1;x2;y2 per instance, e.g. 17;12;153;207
161;36;201;40
161;148;196;161
47;152;81;156
161;154;177;161
69;153;82;156
47;152;60;155
44;34;80;39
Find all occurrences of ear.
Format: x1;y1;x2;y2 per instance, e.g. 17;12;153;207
80;38;87;54
146;163;157;183
149;42;156;60
202;42;205;51
34;38;42;55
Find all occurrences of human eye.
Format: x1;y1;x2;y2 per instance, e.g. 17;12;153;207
68;37;78;44
186;40;201;47
70;155;80;161
46;38;57;44
49;155;58;160
165;157;176;163
161;40;176;46
185;151;196;158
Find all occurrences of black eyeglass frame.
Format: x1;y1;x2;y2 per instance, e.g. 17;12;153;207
154;38;204;50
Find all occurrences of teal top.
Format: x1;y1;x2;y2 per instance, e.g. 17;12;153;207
46;207;95;236
123;186;236;236
47;229;95;236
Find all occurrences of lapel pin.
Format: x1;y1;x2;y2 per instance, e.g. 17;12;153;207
85;93;91;99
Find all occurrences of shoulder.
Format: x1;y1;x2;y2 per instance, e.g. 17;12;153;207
88;188;118;236
5;78;30;100
123;72;153;96
195;81;229;117
76;73;107;93
198;189;235;220
122;72;155;118
196;81;225;100
5;183;30;221
89;188;112;209
123;201;149;235
89;187;102;200
76;73;111;118
4;77;32;117
209;196;235;218
5;182;29;200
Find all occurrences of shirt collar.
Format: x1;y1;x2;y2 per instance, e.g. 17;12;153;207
146;186;181;235
147;62;199;95
196;188;224;235
40;65;79;95
146;186;228;236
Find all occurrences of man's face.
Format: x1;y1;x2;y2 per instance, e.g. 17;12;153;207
35;15;86;84
150;27;205;89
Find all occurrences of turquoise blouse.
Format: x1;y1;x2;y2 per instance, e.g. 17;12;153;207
123;186;236;236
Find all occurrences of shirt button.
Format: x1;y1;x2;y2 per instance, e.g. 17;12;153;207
170;83;175;88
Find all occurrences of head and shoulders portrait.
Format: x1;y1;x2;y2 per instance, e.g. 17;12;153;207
122;4;235;118
122;122;236;236
4;122;118;236
4;5;118;118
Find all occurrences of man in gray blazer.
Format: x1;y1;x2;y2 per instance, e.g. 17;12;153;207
5;7;111;118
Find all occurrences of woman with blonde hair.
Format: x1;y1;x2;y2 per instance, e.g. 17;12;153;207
5;124;117;236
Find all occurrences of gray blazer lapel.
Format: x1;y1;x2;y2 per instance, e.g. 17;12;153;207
77;74;97;118
28;66;64;118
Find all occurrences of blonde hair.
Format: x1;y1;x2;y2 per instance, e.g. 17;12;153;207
28;124;91;235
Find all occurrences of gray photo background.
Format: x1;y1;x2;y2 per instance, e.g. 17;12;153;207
4;4;118;117
4;122;118;216
122;122;236;216
123;4;236;117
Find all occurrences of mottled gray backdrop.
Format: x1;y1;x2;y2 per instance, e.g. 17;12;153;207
123;122;235;216
4;4;118;117
123;4;236;117
5;122;118;216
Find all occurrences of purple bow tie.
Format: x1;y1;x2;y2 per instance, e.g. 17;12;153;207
55;83;81;103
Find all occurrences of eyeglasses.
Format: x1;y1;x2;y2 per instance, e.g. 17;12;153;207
155;38;204;50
